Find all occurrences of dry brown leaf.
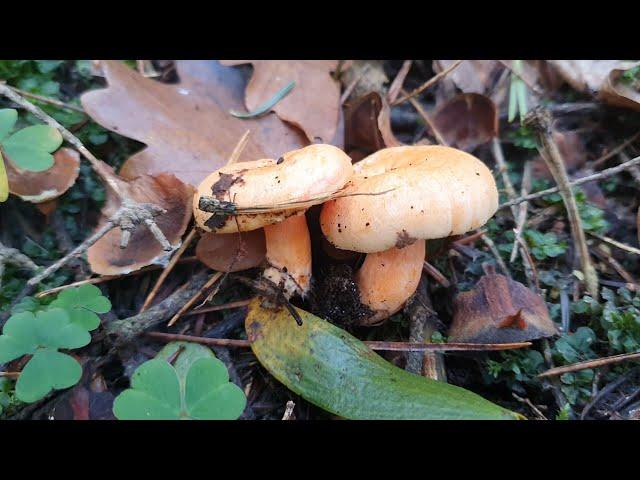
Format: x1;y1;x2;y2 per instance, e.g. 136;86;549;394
5;147;80;203
220;60;341;144
548;60;639;95
344;92;402;155
433;60;503;95
340;60;389;102
600;64;640;111
449;273;558;343
81;61;307;187
87;166;193;275
432;93;498;151
196;230;266;272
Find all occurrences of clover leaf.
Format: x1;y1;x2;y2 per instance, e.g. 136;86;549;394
0;308;91;403
50;284;111;331
113;342;246;420
0;108;62;172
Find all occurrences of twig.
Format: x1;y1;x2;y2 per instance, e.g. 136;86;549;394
0;84;172;281
0;242;37;285
587;231;640;256
591;131;640;168
492;138;518;210
481;234;510;277
453;229;486;245
146;330;532;352
539;351;640;379
281;400;296;420
340;65;368;105
422;261;451;288
167;271;223;327
541;338;568;409
512;393;547;420
525;107;599;299
185;299;252;317
0;371;20;378
0;82;86;113
510;161;532;263
387;60;413;104
141;227;197;312
500;153;640;209
35;257;198;297
405;92;448;146
392;60;463;106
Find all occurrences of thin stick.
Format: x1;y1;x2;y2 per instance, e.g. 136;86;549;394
393;60;463;106
141;227;197;312
525;108;599;299
500;153;640;209
587;231;640;256
481;234;510;277
0;82;86;113
281;400;295;420
510;161;532;263
0;371;20;378
492;137;518;210
591;131;640;168
340;65;368;105
167;271;223;327
453;229;487;245
226;130;251;166
387;60;413;104
422;261;451;288
185;299;252;317
538;351;640;379
146;331;532;352
35;257;198;298
406;93;448;146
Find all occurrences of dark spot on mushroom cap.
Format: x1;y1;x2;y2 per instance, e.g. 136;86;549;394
277;156;285;164
211;172;245;200
395;229;417;249
366;222;370;227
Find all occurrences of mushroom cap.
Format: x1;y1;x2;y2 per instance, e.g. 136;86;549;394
320;146;498;253
194;144;353;234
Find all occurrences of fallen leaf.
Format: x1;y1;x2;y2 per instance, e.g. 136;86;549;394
81;61;307;187
5;147;80;203
433;60;503;95
86;166;193;275
196;230;266;272
246;297;523;420
432;93;498;151
600;64;640;112
221;60;341;144
344;92;401;154
340;60;389;102
449;274;558;343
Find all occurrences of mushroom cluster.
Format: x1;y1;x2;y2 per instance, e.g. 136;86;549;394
193;143;499;326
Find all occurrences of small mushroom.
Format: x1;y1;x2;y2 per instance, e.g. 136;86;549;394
193;144;353;298
448;274;559;343
320;145;498;324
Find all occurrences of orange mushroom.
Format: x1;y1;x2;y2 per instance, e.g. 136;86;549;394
194;144;353;297
320;145;498;324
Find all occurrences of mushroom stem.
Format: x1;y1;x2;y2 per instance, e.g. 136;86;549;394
263;213;312;298
355;240;426;325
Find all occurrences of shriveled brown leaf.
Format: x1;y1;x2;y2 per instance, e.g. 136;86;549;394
340;60;389;101
4;147;80;203
87;166;193;275
600;64;640;111
433;60;503;95
449;273;558;343
432;93;497;151
81;61;307;187
344;92;402;155
221;60;341;144
196;230;266;272
548;60;639;95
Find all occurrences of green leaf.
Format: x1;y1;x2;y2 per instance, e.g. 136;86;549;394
0;309;91;363
230;80;295;118
50;284;111;331
508;77;518;123
15;349;82;403
2;125;62;172
245;299;523;420
0;152;8;203
113;342;246;420
0;109;18;141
